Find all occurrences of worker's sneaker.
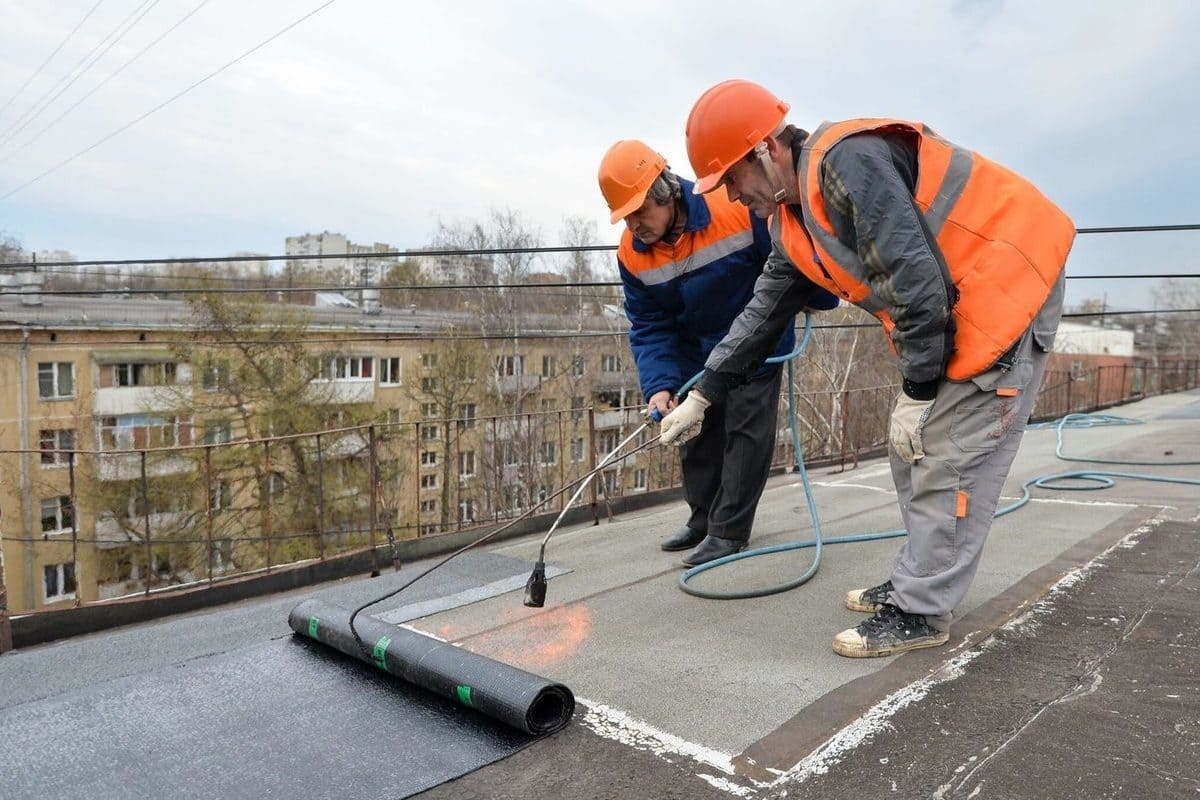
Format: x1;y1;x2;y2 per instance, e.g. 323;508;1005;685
844;579;894;613
832;604;950;658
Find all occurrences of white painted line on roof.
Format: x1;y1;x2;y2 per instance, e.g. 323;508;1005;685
810;481;896;495
770;517;1170;793
1000;495;1140;509
577;697;758;796
817;463;892;484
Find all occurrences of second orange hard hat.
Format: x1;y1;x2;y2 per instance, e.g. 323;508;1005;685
598;140;667;224
686;80;790;194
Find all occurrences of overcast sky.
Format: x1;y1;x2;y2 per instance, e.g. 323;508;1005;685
1;0;1198;309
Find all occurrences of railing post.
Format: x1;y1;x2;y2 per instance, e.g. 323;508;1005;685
557;410;566;511
140;450;152;597
68;452;79;608
204;446;214;585
263;440;272;573
413;423;422;536
368;425;380;577
0;503;10;652
587;406;599;524
316;433;327;555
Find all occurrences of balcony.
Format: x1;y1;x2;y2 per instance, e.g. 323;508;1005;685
594;408;641;429
305;379;375;405
96;452;192;482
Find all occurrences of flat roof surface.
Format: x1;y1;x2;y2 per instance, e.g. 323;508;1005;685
2;389;1197;799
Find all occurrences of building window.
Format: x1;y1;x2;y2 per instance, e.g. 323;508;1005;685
420;499;437;514
40;496;74;533
633;468;647;491
599;430;619;453
379;356;402;385
421;402;439;418
312;355;374;381
43;563;76;602
421;450;438;466
421;523;439;536
541;355;557;378
572;356;586;377
570;437;585;462
267;472;287;502
457;403;477;430
39;429;75;466
501;442;520;466
421;424;440;441
203;421;232;445
540;440;556;465
115;362;177;387
208;480;233;512
202;359;230;392
601;354;621;373
210;539;234;571
421;377;439;392
421;352;439;369
540;399;556;412
420;474;438;489
37;362;74;399
458;498;476;523
380;407;402;437
495;354;525;376
572;396;586;419
98;415;189;451
459;450;476;478
603;470;619;496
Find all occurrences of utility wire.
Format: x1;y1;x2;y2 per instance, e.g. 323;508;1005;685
0;0;106;123
0;0;161;150
3;224;1199;271
5;309;1198;351
0;0;342;202
0;0;215;167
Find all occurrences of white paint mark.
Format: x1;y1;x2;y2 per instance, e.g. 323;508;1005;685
811;481;896;495
577;698;756;796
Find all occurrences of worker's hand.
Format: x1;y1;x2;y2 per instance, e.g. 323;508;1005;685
659;390;710;447
889;393;936;464
642;390;676;423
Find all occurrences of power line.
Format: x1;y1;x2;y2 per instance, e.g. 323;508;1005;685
5;309;1198;351
0;0;342;202
0;0;161;150
0;0;215;167
3;224;1199;271
0;0;106;122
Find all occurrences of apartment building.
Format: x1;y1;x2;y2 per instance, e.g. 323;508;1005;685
0;291;655;613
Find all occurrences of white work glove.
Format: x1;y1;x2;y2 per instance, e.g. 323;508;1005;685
659;390;710;447
889;393;936;464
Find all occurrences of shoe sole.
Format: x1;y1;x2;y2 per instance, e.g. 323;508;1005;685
661;541;704;552
844;597;883;613
680;544;747;567
831;632;950;659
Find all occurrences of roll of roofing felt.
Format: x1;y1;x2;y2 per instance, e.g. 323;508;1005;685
288;598;575;736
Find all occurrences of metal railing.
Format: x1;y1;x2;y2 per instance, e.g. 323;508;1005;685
4;360;1196;614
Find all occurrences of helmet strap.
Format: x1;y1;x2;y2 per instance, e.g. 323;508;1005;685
754;140;787;203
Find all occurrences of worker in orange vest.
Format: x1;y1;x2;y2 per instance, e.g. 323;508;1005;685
599;139;838;566
662;80;1073;657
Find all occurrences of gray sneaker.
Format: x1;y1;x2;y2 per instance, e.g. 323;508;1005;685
844;579;893;613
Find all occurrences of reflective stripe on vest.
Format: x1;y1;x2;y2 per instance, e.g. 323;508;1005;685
779;118;1075;380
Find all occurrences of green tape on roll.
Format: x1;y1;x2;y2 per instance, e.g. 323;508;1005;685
456;685;474;707
307;616;320;638
373;636;392;670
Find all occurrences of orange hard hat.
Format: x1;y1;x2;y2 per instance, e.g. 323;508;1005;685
686;80;790;194
598;140;667;224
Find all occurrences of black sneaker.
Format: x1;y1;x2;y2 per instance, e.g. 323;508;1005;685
832;603;950;658
844;579;893;613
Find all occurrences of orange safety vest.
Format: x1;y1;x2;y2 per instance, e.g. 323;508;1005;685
777;119;1075;380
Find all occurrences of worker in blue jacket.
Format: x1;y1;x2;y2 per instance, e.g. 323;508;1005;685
598;139;838;566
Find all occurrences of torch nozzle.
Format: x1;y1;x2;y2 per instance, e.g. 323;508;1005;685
523;562;547;608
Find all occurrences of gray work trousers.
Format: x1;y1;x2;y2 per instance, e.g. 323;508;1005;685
679;366;783;543
889;273;1065;627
